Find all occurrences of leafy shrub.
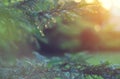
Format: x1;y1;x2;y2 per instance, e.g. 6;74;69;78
0;52;120;79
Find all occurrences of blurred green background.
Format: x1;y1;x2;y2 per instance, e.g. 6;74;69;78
0;0;120;64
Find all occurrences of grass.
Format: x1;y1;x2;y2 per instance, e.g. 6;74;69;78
87;52;120;64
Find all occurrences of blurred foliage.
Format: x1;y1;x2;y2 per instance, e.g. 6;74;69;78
11;0;109;56
1;1;120;79
0;0;110;56
0;52;120;79
0;2;33;60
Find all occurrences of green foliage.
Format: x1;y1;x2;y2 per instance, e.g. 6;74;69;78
0;3;33;60
0;1;117;79
0;0;110;54
13;0;109;33
10;0;109;54
0;3;32;41
0;52;120;79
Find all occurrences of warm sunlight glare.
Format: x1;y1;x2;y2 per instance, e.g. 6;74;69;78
114;0;120;8
74;0;81;3
85;0;94;3
74;0;120;16
75;0;112;10
99;0;120;16
99;0;112;10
